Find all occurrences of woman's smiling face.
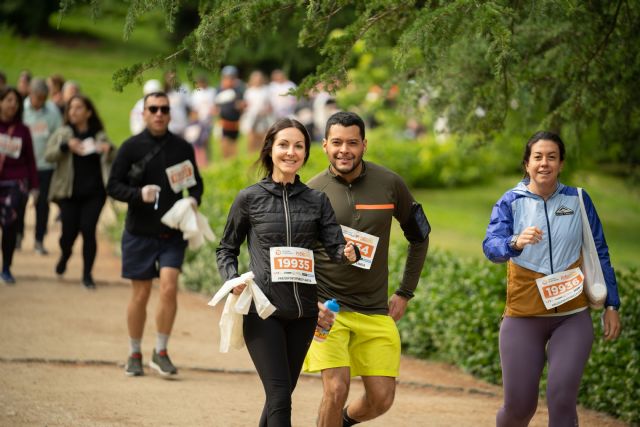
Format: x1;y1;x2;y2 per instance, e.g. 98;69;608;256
271;127;306;182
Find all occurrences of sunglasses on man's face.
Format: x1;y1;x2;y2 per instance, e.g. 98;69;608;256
146;105;170;115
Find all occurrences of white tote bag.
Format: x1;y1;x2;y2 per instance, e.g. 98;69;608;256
577;188;607;309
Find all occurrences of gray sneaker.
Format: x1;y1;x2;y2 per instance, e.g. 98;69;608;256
149;349;177;376
125;352;144;376
35;241;49;255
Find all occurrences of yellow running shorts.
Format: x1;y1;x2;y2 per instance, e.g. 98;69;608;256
303;311;401;377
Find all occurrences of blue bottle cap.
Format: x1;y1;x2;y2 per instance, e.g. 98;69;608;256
325;298;340;312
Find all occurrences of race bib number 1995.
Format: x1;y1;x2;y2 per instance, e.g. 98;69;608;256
270;247;316;284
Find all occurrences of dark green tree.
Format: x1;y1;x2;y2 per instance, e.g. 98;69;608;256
59;0;640;170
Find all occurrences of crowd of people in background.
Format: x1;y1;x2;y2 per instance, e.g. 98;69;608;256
0;64;340;287
0;69;109;288
128;67;340;165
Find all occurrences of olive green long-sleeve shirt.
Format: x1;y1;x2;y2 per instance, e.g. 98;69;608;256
309;161;430;314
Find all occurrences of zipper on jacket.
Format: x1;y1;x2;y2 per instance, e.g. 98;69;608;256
347;184;359;221
282;186;303;318
543;199;559;312
543;199;554;274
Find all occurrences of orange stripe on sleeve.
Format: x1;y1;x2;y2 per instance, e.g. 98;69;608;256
355;204;395;210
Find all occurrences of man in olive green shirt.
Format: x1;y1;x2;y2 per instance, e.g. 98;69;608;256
304;111;430;427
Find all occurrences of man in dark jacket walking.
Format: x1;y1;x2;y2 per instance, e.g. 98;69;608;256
107;91;203;377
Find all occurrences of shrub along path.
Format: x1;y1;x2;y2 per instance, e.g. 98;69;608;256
0;205;627;426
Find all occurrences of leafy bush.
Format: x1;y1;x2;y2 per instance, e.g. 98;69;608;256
397;241;639;424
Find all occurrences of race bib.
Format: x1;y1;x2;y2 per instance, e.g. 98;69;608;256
0;134;22;159
29;120;50;139
80;137;97;156
270;247;316;284
340;225;379;270
535;267;584;310
165;160;197;193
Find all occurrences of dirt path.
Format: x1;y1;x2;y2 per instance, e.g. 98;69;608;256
0;205;628;426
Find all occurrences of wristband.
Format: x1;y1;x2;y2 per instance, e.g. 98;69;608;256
394;288;414;300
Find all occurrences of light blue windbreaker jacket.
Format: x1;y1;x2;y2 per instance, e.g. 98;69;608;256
483;181;620;308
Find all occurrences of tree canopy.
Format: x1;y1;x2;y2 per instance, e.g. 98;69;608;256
59;0;639;170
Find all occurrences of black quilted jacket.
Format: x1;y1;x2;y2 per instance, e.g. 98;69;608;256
216;175;351;319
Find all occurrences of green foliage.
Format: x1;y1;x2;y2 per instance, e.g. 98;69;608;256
581;269;640;423
398;250;505;383
397;244;640;423
56;0;639;174
0;0;58;35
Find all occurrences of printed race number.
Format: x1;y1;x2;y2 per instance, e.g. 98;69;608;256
165;160;197;193
340;225;379;269
535;267;584;310
270;247;316;284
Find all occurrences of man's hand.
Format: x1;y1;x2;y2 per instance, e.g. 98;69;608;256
344;241;357;262
141;185;161;203
388;294;409;321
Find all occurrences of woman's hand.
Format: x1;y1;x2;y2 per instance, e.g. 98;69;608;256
344;241;357;262
603;309;621;341
317;301;335;330
514;226;544;250
231;283;247;295
67;138;84;155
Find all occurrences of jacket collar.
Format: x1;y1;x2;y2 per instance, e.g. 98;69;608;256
326;160;368;185
514;179;565;200
257;174;306;197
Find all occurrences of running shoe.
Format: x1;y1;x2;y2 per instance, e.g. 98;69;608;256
125;352;144;376
149;349;178;376
1;269;15;285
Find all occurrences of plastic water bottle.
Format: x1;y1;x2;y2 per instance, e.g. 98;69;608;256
314;299;340;343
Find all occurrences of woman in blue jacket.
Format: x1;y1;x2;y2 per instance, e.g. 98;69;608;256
483;131;621;426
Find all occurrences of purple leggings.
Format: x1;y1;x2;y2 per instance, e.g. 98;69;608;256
497;309;594;427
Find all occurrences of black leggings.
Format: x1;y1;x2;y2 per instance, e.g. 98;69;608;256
57;193;106;279
243;312;316;427
35;169;53;242
2;220;18;270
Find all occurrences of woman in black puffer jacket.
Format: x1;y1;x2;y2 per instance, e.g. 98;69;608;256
217;118;358;427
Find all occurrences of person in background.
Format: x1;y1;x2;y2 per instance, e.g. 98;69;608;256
216;118;358;426
23;78;63;255
45;95;115;289
242;70;272;153
107;91;203;378
61;80;81;110
303;111;431;427
46;74;66;114
16;70;32;99
483;130;621;426
130;79;162;136
0;71;7;91
214;65;245;159
0;87;39;284
187;74;216;167
163;70;190;138
269;69;297;119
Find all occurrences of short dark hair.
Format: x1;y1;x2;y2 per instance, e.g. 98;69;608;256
325;111;365;140
65;95;104;134
257;118;311;177
0;87;24;123
522;131;565;178
143;91;169;106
